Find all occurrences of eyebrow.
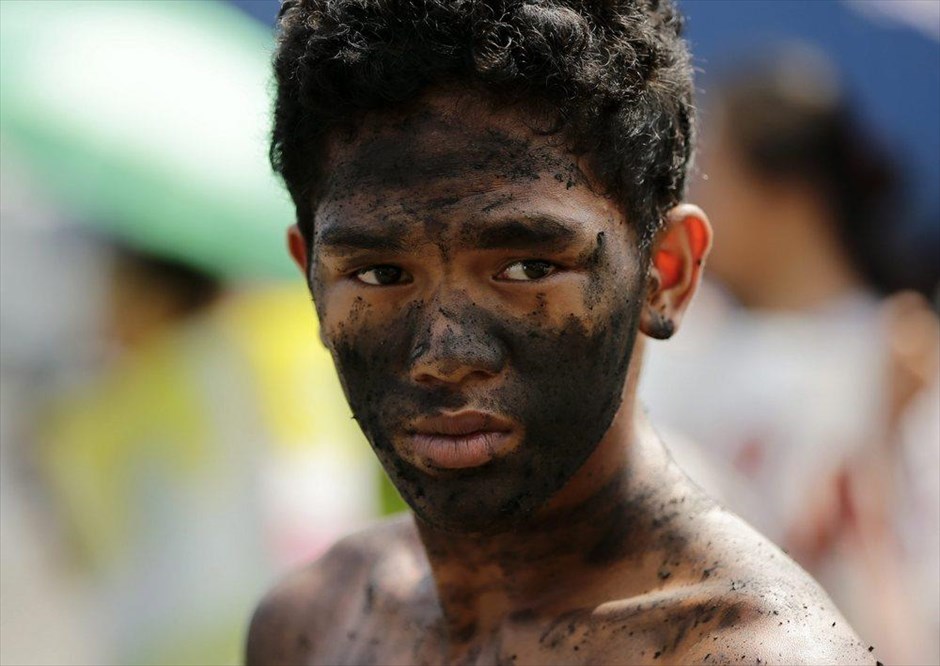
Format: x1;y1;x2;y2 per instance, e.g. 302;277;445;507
316;214;583;254
472;216;579;251
316;225;409;253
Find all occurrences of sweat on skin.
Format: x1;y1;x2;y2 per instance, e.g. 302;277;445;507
245;90;879;666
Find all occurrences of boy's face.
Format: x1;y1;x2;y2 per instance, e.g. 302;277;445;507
306;92;648;533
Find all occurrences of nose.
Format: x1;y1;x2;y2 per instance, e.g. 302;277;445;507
409;304;507;387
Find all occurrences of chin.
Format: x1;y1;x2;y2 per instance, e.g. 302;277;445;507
382;453;560;535
411;504;534;536
408;495;537;535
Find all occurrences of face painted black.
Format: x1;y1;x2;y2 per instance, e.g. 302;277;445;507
311;92;647;534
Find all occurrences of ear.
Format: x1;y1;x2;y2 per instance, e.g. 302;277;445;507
287;224;331;348
287;224;309;276
640;204;712;340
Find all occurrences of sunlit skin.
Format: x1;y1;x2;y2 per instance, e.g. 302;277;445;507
246;91;876;665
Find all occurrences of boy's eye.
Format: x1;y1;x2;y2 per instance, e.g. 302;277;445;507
355;265;410;285
497;260;556;282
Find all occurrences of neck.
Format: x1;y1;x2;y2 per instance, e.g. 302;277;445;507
414;359;688;653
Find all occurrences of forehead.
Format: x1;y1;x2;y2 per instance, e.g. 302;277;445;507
313;90;626;242
325;96;578;186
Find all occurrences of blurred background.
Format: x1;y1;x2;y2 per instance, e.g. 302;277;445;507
0;1;937;665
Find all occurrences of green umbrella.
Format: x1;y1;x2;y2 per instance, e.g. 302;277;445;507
0;0;296;280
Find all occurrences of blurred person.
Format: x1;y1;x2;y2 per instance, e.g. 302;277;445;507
0;165;112;666
247;3;876;665
641;46;940;664
41;244;381;665
104;246;223;354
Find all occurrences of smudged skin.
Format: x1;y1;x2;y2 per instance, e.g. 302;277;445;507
311;95;642;534
246;91;876;665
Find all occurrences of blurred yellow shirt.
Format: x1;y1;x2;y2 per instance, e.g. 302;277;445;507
43;284;404;666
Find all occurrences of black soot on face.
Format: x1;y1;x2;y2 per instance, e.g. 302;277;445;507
331;289;640;534
314;95;645;534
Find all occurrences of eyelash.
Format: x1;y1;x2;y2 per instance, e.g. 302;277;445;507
349;258;562;287
353;265;411;286
495;260;558;282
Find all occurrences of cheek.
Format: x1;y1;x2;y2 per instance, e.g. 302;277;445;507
547;245;643;394
570;237;643;332
316;279;402;351
325;296;423;383
324;316;401;426
497;261;641;395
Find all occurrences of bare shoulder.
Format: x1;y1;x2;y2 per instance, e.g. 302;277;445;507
245;513;424;666
674;595;876;665
537;502;875;665
674;508;877;665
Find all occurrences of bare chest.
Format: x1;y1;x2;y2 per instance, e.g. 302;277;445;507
307;601;698;666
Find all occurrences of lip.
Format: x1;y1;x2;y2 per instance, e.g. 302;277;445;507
407;411;517;470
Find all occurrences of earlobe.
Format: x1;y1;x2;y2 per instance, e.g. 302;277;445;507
644;307;677;340
639;204;712;340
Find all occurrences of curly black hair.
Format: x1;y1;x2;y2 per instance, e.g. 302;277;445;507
270;0;694;248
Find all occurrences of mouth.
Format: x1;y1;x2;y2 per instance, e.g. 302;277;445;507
406;411;517;470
